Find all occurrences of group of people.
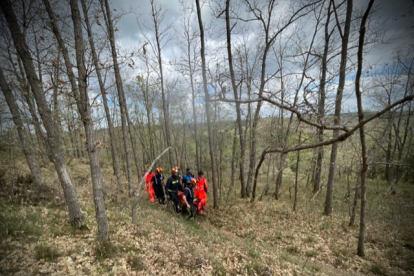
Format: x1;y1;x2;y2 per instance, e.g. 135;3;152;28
143;166;210;219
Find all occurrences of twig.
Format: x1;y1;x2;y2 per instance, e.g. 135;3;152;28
384;170;407;197
300;256;310;275
311;182;324;201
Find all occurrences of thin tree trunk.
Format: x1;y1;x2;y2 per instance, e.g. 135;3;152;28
150;0;173;168
293;133;301;212
0;67;44;186
225;0;246;198
101;0;134;196
227;127;238;201
324;0;353;216
80;0;122;190
313;3;331;191
195;0;218;208
356;0;375;257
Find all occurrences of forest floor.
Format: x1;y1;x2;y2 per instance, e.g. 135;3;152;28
0;158;414;276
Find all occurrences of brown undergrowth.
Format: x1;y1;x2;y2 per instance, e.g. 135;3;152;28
0;157;413;276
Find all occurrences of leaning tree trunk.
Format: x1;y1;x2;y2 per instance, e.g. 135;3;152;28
101;0;134;196
0;0;86;228
0;68;44;186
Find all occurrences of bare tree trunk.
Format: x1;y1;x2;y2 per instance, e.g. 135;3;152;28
356;0;375;257
22;84;50;161
313;1;332;192
150;0;173;168
101;0;134;196
0;0;86;228
293;133;301;212
227;127;238;201
324;0;353;216
0;68;44;186
225;0;246;198
80;0;122;191
195;0;218;208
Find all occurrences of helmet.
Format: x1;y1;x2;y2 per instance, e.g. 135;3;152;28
175;166;180;171
171;168;177;174
156;167;163;173
190;178;197;184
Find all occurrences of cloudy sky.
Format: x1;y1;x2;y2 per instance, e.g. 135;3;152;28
107;0;414;114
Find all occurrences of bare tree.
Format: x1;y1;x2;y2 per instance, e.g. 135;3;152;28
195;0;219;208
225;0;247;198
355;0;375;257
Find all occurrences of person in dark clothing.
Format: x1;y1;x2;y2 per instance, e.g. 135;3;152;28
182;178;196;219
182;167;194;189
165;168;182;213
151;167;165;205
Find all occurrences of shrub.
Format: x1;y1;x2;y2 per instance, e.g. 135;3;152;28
94;241;118;261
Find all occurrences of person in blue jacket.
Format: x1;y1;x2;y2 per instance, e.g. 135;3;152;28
165;168;182;213
182;167;194;189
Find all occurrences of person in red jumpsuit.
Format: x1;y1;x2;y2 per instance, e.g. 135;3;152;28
194;170;209;215
143;170;155;202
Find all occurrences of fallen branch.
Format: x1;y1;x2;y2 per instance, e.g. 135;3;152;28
384;170;407;197
132;147;172;224
311;182;324;201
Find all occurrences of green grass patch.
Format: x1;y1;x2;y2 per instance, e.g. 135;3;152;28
34;243;60;262
286;246;300;255
0;208;42;238
304;236;316;243
305;250;318;258
369;263;389;276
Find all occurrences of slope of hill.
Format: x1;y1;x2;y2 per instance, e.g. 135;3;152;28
0;156;413;276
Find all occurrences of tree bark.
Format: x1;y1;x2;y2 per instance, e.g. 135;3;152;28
313;0;333;193
356;0;375;257
150;0;173;168
225;0;246;198
195;0;219;208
